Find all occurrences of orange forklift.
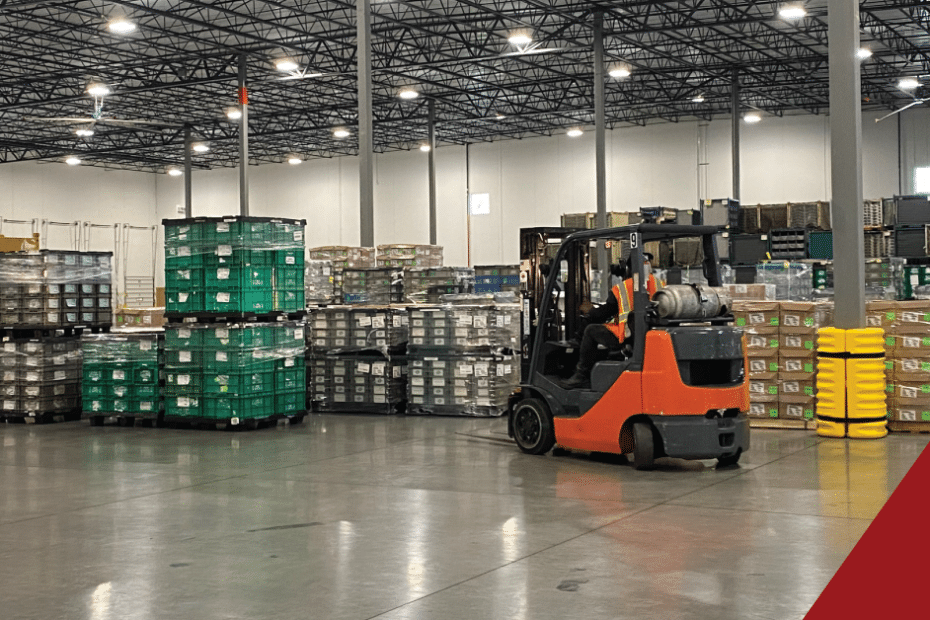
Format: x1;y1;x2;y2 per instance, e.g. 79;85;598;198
508;224;750;469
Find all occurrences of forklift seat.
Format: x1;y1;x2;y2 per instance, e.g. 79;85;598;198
591;360;631;392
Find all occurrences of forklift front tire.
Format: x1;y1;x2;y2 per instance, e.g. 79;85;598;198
512;398;556;455
632;422;656;470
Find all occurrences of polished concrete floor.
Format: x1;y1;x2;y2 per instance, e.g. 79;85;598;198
0;416;926;620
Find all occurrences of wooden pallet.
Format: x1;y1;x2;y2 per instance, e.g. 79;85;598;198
749;417;817;430
888;420;930;434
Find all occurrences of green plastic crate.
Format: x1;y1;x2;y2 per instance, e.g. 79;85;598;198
134;365;159;384
165;326;205;348
165;371;203;393
164;349;203;368
274;390;305;414
166;290;205;314
275;367;306;392
201;324;274;349
82;383;107;398
202;220;275;246
275;249;303;266
204;248;273;267
202;370;274;395
273;222;305;247
165;395;202;418
133;384;159;399
202;394;274;420
85;398;114;413
166;267;204;290
273;289;304;312
275;324;306;347
164;222;204;244
165;247;205;268
204;266;274;290
204;289;274;314
202;349;272;371
275;267;305;290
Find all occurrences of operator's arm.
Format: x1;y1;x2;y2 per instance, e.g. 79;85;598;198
585;293;617;324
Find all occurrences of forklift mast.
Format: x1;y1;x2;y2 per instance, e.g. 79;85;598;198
519;227;589;374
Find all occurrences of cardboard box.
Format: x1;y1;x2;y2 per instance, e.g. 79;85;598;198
749;378;779;400
779;397;815;420
725;283;776;301
895;381;930;401
745;327;780;351
893;334;930;358
891;406;930;423
779;356;816;375
814;301;834;329
747;356;779;376
748;401;779;419
779;332;816;355
115;307;166;328
893;357;930;382
778;378;815;398
732;301;780;328
779;302;817;333
866;300;897;330
892;301;930;334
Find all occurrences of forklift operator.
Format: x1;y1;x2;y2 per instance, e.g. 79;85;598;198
562;253;658;389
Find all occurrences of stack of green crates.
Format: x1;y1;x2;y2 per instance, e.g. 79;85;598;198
163;216;306;315
82;332;162;419
163;322;305;422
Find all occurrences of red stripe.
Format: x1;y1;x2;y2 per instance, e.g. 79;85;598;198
238;87;248;105
804;439;930;617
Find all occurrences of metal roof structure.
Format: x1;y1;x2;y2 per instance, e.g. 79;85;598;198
0;0;927;172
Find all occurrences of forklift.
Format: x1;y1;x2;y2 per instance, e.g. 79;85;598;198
508;224;750;469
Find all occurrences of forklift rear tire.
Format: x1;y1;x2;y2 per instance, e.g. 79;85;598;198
632;422;656;470
512;398;556;455
717;450;742;468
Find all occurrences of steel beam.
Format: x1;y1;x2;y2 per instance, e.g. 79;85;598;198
184;123;192;218
358;0;375;247
428;98;437;245
829;0;865;328
594;11;608;297
238;53;249;217
731;68;740;202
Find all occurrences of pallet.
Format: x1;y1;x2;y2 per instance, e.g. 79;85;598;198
84;413;162;428
749;417;817;430
0;325;110;339
314;402;404;415
162;411;306;431
1;408;82;424
888;420;930;434
164;311;306;324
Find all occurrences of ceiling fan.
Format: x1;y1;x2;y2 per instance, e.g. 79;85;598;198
22;83;183;132
875;78;928;123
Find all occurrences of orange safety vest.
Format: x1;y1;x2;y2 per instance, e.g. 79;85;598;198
605;274;658;341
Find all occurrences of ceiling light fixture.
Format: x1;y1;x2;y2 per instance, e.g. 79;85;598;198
691;94;705;103
398;88;419;100
192;142;210;153
226;107;242;120
419;144;431;152
508;30;533;47
898;77;920;90
778;4;807;19
275;58;299;72
857;48;873;60
567;127;584;138
608;64;632;79
65;156;81;166
495;113;506;120
167;168;183;176
744;112;762;123
86;83;110;97
75;128;94;137
108;18;136;34
333;128;350;139
288;156;303;165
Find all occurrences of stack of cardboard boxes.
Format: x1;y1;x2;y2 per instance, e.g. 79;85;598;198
735;301;821;422
874;300;930;423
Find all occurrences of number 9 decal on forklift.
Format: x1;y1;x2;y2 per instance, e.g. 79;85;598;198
630;232;639;248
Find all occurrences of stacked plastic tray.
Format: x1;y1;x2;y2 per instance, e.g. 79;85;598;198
307;306;408;414
0;251;112;329
82;332;162;422
305;259;335;304
406;300;520;416
474;265;520;294
342;268;404;304
163;217;306;317
404;267;475;303
163;322;306;425
376;244;442;268
0;335;81;422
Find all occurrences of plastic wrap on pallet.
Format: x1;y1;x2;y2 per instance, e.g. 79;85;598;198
307;245;375;269
376;244;443;268
0;335;82;417
305;259;335;304
309;354;407;414
676;264;733;286
162;321;306;421
0;251;114;329
407;302;520;355
163;217;307;315
341;268;404;304
754;262;813;301
440;292;520;304
81;332;162;417
404;267;475;304
474;265;521;294
307;306;408;356
724;283;777;301
406;354;519;417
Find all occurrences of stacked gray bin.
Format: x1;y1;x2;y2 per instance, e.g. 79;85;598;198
0;336;81;422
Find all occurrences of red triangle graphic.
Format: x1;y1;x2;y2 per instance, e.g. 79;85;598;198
805;439;930;617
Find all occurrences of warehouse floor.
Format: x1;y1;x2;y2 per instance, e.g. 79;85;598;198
1;417;925;620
